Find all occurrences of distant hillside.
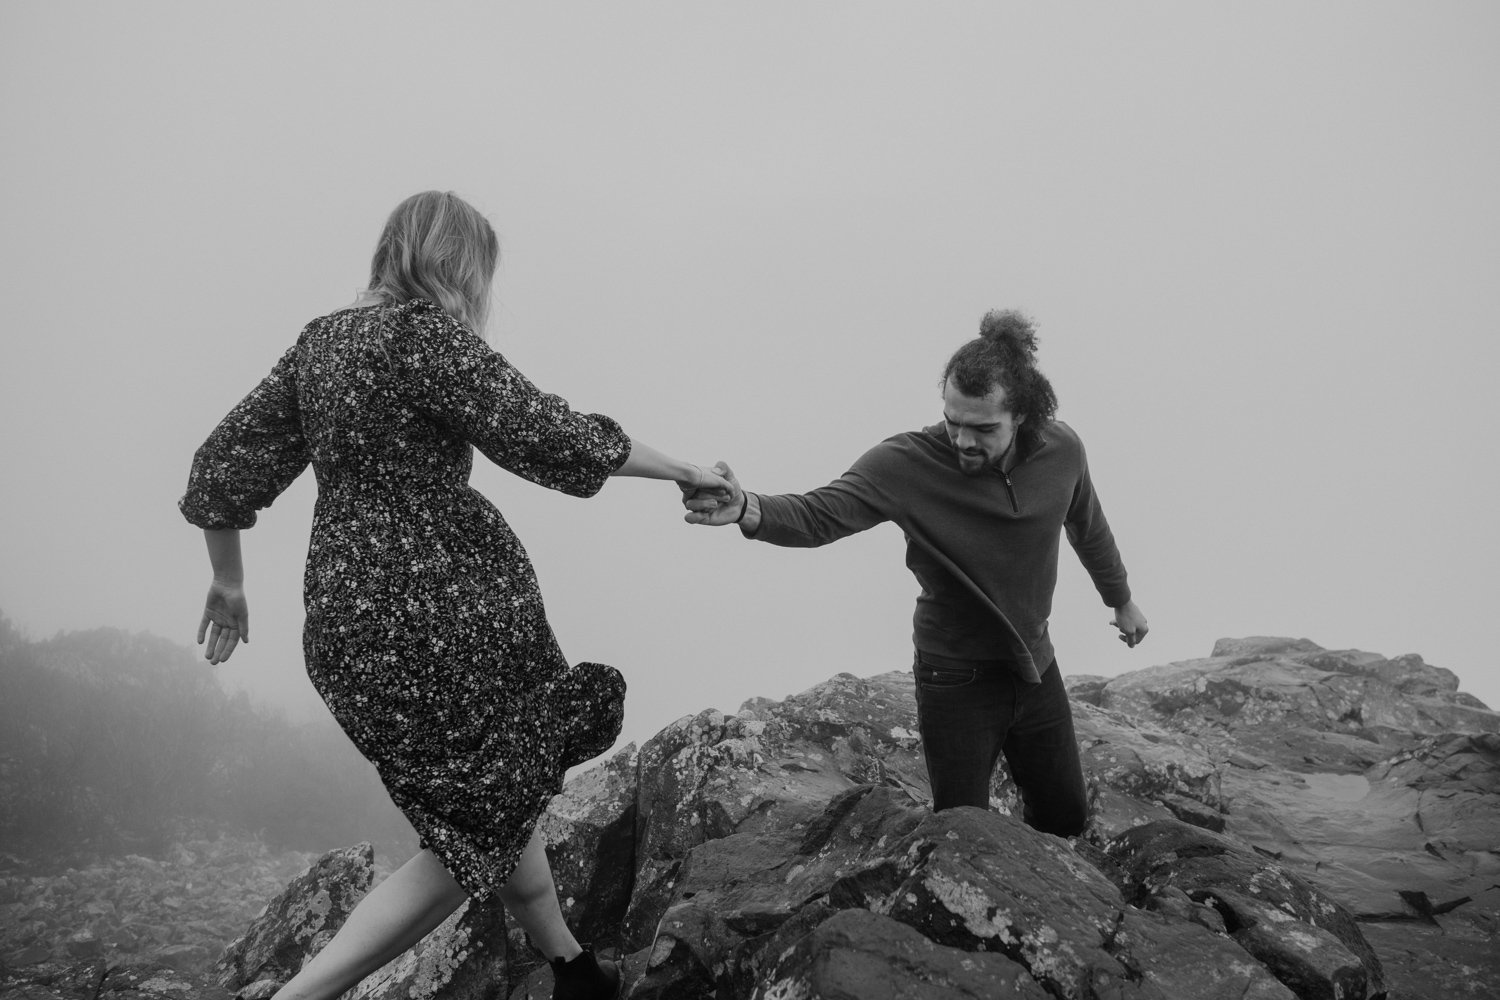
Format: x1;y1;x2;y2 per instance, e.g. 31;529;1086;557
0;613;417;862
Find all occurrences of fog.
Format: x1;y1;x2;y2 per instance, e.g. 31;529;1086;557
2;3;1496;763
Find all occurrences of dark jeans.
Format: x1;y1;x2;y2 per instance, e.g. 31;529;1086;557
912;650;1088;836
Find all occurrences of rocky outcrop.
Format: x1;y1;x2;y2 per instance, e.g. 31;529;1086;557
214;844;375;993
10;637;1496;1000
246;640;1500;997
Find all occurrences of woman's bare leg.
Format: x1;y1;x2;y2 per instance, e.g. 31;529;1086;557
273;849;468;1000
274;827;581;1000
496;825;583;962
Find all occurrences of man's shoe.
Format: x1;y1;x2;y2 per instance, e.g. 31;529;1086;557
551;947;622;1000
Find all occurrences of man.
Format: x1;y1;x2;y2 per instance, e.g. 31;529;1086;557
685;310;1147;837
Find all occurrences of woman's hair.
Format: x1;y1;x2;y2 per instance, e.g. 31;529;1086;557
366;191;499;333
942;310;1058;451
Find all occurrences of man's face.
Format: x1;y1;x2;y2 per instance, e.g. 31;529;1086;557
942;378;1025;476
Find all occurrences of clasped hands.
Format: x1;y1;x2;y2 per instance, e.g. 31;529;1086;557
681;461;746;526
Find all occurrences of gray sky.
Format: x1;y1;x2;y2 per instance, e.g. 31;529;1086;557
2;3;1496;752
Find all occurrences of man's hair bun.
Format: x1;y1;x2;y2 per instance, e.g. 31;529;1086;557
978;310;1038;355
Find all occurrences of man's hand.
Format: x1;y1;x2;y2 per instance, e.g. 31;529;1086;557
684;461;746;526
199;579;250;664
1109;600;1149;648
676;463;733;506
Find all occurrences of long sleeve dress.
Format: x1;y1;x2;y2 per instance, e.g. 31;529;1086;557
179;298;631;898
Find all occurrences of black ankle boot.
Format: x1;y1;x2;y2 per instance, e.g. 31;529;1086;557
550;947;621;1000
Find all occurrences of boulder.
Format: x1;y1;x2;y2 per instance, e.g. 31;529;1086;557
623;672;931;949
752;908;1050;999
1105;819;1384;999
344;897;508;1000
213;844;375;992
533;742;639;957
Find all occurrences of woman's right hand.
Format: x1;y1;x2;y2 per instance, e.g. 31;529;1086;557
678;462;733;500
683;461;746;525
198;579;250;664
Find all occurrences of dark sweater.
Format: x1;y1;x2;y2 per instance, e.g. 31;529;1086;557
747;420;1131;683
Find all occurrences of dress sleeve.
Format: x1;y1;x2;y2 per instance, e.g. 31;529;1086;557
179;342;311;530
386;300;631;497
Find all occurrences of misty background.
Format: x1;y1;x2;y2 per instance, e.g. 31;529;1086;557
2;0;1496;804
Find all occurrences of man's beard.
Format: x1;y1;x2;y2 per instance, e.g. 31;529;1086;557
957;452;991;477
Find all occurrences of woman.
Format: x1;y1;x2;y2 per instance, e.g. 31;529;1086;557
180;191;726;1000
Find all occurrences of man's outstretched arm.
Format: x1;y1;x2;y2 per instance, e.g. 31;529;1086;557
684;461;886;546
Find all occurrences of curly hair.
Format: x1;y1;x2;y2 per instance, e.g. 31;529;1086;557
366;191;499;335
941;310;1058;452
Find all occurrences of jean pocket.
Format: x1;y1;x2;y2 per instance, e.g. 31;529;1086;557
916;662;978;689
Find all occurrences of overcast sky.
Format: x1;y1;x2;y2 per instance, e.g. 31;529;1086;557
2;3;1496;753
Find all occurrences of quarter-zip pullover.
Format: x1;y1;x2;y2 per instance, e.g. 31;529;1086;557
747;419;1131;683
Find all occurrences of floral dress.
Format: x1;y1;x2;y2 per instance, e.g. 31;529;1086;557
180;298;630;898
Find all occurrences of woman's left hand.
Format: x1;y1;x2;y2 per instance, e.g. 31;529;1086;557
199;579;250;664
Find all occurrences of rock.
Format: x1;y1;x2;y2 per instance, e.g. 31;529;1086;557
345;897;508;1000
232;982;278;1000
191;637;1499;1000
1105;819;1385;999
1072;700;1224;838
857;807;1296;1000
623;672;932;949
1108;640;1498;740
213;844;375;991
534;743;639;956
101;964;234;1000
1217;728;1500;918
0;960;106;1000
1232;919;1367;1000
754;907;1050;999
1359;922;1500;1000
61;934;101;961
0;962;231;1000
153;945;211;973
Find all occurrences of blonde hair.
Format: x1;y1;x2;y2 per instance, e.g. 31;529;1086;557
366;191;499;333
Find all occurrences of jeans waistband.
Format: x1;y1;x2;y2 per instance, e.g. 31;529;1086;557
915;650;1012;671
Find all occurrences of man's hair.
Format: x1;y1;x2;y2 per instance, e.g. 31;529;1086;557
367;191;499;334
941;310;1058;451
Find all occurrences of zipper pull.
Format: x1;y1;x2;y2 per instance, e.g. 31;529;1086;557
1001;472;1020;514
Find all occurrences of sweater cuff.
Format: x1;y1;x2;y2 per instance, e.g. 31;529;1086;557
737;492;761;538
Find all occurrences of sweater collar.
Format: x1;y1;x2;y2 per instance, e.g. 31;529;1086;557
922;419;1054;464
